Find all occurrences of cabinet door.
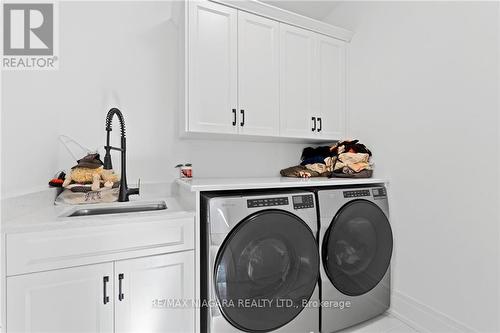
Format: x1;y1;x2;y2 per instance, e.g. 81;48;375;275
279;23;316;139
188;1;238;134
7;263;113;333
314;34;347;140
238;11;280;136
115;251;195;333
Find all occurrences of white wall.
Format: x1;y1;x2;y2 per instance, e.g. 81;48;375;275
324;2;499;332
1;1;307;198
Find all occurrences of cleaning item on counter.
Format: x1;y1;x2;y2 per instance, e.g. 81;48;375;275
49;178;64;187
174;164;183;177
182;163;193;178
64;182;119;193
66;184;93;193
55;187;120;205
175;163;193;178
48;171;66;187
55;153;121;205
62;153;119;191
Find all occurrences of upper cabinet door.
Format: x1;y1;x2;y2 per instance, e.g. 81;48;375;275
188;1;238;134
114;251;195;333
314;34;347;140
238;11;280;136
7;263;114;333
279;23;316;139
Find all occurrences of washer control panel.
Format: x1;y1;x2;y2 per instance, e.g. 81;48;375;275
247;197;289;208
292;194;314;209
343;189;371;198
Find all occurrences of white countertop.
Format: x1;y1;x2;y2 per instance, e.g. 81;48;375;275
2;197;194;234
176;176;387;192
2;183;194;233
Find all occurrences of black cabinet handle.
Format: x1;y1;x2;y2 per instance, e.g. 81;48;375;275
232;109;236;126
118;273;124;301
103;276;110;304
240;110;245;127
317;117;322;132
311;117;316;132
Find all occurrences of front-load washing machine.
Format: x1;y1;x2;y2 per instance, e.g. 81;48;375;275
201;191;320;333
317;186;393;332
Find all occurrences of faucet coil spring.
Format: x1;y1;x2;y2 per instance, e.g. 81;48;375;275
105;108;126;137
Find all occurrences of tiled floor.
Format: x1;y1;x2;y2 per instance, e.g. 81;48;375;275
341;313;419;333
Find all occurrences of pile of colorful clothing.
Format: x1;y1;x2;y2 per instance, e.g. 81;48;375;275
280;140;373;178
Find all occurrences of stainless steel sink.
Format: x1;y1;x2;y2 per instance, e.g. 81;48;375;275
66;201;167;217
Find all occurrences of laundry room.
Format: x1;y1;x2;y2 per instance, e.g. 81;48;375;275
0;1;499;333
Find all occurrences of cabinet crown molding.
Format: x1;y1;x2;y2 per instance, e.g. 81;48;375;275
211;0;354;42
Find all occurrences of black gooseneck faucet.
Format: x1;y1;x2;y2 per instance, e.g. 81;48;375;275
103;108;139;202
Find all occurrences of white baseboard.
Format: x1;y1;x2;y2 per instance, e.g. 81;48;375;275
389;290;476;333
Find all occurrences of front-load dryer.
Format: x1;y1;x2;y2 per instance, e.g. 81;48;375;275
317;186;393;332
201;191;320;333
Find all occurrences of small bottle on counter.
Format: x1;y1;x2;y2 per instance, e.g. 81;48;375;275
175;164;193;179
181;163;192;178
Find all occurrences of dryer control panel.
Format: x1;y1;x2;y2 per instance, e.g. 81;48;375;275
343;189;371;198
247;197;289;208
372;187;387;198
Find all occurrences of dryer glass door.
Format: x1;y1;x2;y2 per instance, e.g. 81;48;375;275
323;200;393;296
214;210;319;332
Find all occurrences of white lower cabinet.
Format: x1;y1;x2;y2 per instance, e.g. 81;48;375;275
7;263;114;333
115;251;195;333
6;252;195;333
4;215;196;333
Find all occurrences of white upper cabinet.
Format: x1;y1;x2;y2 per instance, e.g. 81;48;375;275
237;11;280;136
280;23;347;141
314;34;346;139
279;23;316;139
185;0;350;142
188;1;238;134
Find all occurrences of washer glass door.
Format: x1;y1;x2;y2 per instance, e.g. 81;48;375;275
215;209;319;332
323;200;393;296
